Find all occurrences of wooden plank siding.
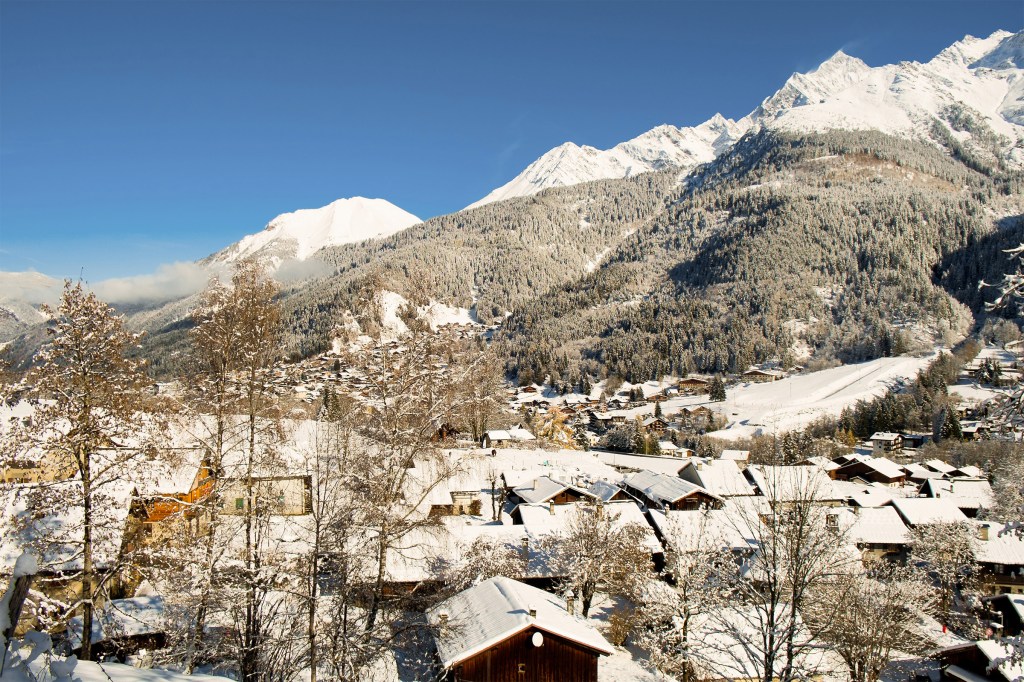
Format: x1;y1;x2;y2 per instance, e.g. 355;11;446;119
448;625;600;682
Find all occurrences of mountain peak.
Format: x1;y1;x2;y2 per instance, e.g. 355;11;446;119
213;197;421;266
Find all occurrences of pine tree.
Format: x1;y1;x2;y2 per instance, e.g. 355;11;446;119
709;375;727;402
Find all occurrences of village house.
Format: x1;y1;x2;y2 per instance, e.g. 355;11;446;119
481;425;537;448
677;377;710;394
868;432;903;455
511;475;597;507
678;459;755;498
623;470;724;511
840;506;910;564
741;368;782;383
427;576;613;682
833;456;907;487
919;478;995;518
974;521;1024;595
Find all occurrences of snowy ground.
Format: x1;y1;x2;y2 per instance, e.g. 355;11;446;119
551;354;935;441
704;354;936;440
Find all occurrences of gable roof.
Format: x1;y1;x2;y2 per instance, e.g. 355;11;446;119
587;479;629;503
679;460;754;497
919;478;994;512
625;470;720;506
923;459;957;474
889;497;968;526
744;465;839;503
427;576;613;668
513;476;594;505
844;506;910;546
975;522;1024;567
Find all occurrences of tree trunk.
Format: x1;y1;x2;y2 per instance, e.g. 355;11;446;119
80;441;94;661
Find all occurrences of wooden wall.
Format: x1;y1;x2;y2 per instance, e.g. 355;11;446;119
449;625;600;682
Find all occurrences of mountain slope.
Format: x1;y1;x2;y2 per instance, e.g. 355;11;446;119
494;129;1024;387
208;197;422;267
468;30;1024;209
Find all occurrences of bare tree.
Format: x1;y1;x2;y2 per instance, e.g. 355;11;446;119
544;503;654;617
716;469;854;682
637;510;733;682
909;521;978;627
4;281;160;661
806;562;937;682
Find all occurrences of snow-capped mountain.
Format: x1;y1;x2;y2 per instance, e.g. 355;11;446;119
0;271;61;341
766;30;1023;156
210;196;422;268
466;114;747;209
467;30;1024;209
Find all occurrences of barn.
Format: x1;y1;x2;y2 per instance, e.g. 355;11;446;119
427;576;613;682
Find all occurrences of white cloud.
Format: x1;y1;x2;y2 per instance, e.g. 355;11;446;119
90;261;220;305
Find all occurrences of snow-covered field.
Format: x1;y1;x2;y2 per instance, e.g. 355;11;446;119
705;354;936;440
566;354;936;442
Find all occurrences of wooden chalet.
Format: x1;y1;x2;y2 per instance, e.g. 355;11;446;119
677;377;709;393
741;369;781;383
512;476;597;507
428;576;613;682
623;470;723;511
833;456;906;486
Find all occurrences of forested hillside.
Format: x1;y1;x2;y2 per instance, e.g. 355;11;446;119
495;129;1024;387
132;170;680;374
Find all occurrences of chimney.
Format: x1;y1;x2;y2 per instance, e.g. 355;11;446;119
438;611;449;627
596;501;604;520
696;461;703;471
979;524;990;541
548;500;555;515
521;536;530;561
528;605;537;618
565;589;575;615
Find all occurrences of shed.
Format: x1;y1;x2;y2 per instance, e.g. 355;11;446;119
427;576;613;682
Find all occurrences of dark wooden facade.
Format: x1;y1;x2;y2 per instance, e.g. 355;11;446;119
447;625;600;682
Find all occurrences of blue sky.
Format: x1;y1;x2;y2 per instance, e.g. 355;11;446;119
0;0;1020;281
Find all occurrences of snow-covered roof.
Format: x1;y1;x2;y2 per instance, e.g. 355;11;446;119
889;497;968;526
719;449;750;461
844;506;910;546
649;505;760;554
587;479;628;503
830;480;897;508
975;522;1024;567
953;465;984;478
427;576;613;668
849;456;906;480
923;459;957;474
679;460;755;497
625;470;717;506
517;501;662;554
903;462;947;480
869;432;901;442
744;465;839;502
513;476;592;505
68;595;166;649
594;451;690;476
1;480;134;574
920;478;994;512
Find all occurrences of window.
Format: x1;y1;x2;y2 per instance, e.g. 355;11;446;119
235;498;244;510
517;663;526;674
